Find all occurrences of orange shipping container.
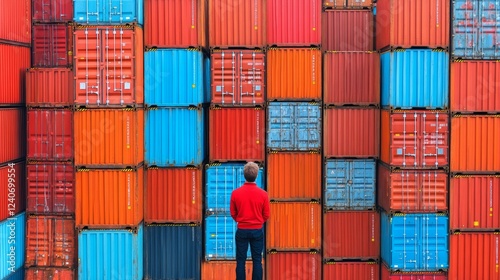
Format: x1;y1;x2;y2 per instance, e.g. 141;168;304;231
201;260;265;280
76;167;144;228
26;68;73;107
322;10;374;51
267;48;321;101
323;262;379;280
324;0;374;9
266;251;321;280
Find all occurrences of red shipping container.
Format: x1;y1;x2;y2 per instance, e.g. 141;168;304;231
378;165;448;213
25;215;76;268
0;44;30;104
209;0;265;48
32;24;73;67
323;211;380;260
26;68;73;107
381;110;449;168
266;251;321;280
449;233;500;280
322;10;374;51
0;0;31;44
27;109;73;161
32;0;73;22
25;267;75;280
0;108;26;164
324;0;374;9
450;175;500;231
0;161;26;221
26;162;74;215
324;107;380;158
381;264;447;280
202;260;265;280
211;50;265;105
267;0;321;46
209;106;265;162
376;0;449;50
324;262;380;280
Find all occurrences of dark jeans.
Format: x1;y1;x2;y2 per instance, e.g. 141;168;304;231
235;228;264;280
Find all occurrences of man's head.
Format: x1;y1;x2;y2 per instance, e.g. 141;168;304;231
243;162;259;183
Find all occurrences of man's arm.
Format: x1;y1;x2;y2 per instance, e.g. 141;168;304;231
230;193;238;220
262;193;270;221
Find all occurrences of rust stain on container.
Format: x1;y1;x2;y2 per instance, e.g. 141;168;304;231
32;23;73;67
25;267;75;280
266;251;321;280
0;108;26;164
324;261;379;280
201;260;265;279
26;68;73;107
0;0;31;44
322;10;374;51
0;161;25;221
0;44;30;104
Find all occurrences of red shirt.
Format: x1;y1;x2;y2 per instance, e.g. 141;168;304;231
230;182;270;229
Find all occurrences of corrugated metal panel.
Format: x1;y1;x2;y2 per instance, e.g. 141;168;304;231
144;224;202;280
0;44;30;104
324;262;379;280
450;176;500;230
209;107;265;162
323;52;380;106
145;107;205;167
73;26;144;106
323;211;380;260
381;264;447;280
322;10;374;51
202;260;265;280
0;161;25;221
211;50;265;105
205;163;264;214
145;49;209;106
144;0;207;48
78;224;144;280
25;216;76;268
0;108;26;164
267;102;321;151
0;0;31;44
266;251;321;280
73;0;144;25
324;107;380;158
205;215;250;260
32;0;73;22
451;115;500;172
381;212;449;271
25;267;75;280
4;268;24;280
75;167;144;228
381;50;449;109
209;0;265;48
324;159;376;210
378;165;448;213
32;24;73;67
145;167;203;223
26;68;74;107
267;48;321;100
0;212;26;279
267;152;321;200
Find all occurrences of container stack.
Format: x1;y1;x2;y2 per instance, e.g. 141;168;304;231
376;0;450;278
449;1;500;280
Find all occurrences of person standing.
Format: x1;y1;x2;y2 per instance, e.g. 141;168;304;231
230;162;270;280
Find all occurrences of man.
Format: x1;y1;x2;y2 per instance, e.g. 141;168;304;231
230;162;270;280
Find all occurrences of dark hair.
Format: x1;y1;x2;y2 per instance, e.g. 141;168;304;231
243;162;259;182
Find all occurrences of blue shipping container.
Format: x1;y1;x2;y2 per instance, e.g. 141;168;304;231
0;212;25;280
205;163;264;214
145;107;206;167
381;49;449;109
267;102;321;151
205;215;253;260
453;0;500;59
144;224;202;280
324;159;376;210
78;224;144;280
381;212;448;271
74;0;144;25
4;268;24;280
145;49;210;106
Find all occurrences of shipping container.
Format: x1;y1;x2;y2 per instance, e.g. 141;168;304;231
450;115;500;173
381;212;448;271
0;0;31;44
324;107;380;158
211;50;265;105
26;162;74;215
209;106;265;162
381;110;449;168
267;152;321;200
450;175;500;230
32;0;73;22
267;48;321;101
323;211;380;260
266;251;321;280
74;108;144;167
145;107;206;167
381;264;447;280
0;212;25;280
25;267;75;280
73;0;144;25
26;68;73;107
322;10;374;51
5;268;24;280
267;102;321;151
323;51;380;106
378;165;448;213
449;232;500;280
145;167;203;223
144;0;207;48
25;215;76;268
0;44;30;105
32;24;73;67
78;224;143;280
204;215;251;260
267;0;321;46
202;260;265;280
0;161;25;221
324;159;376;210
0;108;26;164
452;0;500;59
73;25;144;106
451;60;500;113
75;167;143;228
205;162;264;214
144;224;202;280
27;109;73;161
324;262;380;280
324;0;373;8
381;49;449;109
209;0;265;48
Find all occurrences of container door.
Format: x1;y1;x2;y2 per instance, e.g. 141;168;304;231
324;160;349;208
349;160;376;209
